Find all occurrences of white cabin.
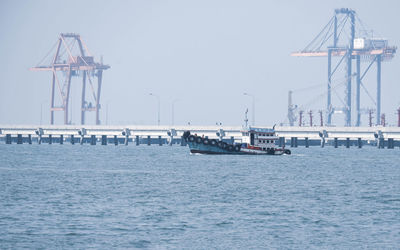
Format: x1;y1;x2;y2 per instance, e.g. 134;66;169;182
241;127;279;150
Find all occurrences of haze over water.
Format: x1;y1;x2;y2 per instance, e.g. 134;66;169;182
1;145;399;248
1;0;400;126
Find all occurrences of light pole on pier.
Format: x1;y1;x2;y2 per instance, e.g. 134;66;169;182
149;93;160;126
244;93;255;126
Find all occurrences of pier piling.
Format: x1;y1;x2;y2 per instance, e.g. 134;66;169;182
135;136;139;146
305;137;309;148
114;135;118;146
346;138;350;148
90;135;96;145
158;136;162;146
123;129;130;146
101;135;107;145
378;138;384;149
71;135;75;145
181;136;186;146
17;134;22;144
6;134;11;144
147;136;151;146
60;135;63;144
28;134;32;144
358;138;362;148
388;138;394;149
279;137;285;147
48;135;52;144
334;138;338;148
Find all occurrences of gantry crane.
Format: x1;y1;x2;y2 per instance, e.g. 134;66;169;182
291;8;396;126
30;33;110;125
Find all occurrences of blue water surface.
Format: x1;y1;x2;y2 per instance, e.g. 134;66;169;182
0;144;399;249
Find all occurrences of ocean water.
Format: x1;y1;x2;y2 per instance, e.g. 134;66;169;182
0;144;399;249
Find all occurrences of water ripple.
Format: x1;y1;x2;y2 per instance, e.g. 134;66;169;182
0;145;399;248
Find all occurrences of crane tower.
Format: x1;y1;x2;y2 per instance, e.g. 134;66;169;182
292;8;396;126
30;33;110;125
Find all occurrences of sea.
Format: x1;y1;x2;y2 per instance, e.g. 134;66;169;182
0;144;399;249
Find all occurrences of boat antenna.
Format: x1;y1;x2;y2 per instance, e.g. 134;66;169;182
244;108;249;128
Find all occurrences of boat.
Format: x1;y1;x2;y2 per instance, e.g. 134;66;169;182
182;127;291;155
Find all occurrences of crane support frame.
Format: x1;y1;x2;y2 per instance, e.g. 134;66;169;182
31;33;110;125
291;8;396;126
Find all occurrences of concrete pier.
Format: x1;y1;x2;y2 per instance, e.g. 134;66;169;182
1;125;400;148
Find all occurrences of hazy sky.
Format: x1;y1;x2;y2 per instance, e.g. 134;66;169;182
1;0;399;126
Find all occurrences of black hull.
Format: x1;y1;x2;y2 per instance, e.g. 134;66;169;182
182;131;290;155
190;149;278;155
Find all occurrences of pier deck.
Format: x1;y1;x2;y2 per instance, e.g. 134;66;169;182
1;125;399;148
